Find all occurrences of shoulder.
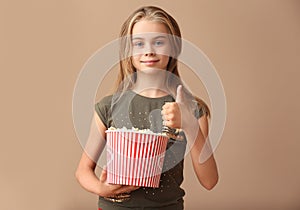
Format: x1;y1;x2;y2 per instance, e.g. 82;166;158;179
95;95;114;115
95;91;132;109
96;95;113;106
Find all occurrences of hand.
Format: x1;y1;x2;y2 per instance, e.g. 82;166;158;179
98;167;140;197
161;85;197;131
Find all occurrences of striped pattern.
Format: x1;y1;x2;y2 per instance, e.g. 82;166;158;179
106;130;168;188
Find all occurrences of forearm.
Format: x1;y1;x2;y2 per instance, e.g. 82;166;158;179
75;154;141;198
184;121;219;190
75;162;101;195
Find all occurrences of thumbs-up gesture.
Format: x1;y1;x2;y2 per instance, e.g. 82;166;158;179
162;85;197;131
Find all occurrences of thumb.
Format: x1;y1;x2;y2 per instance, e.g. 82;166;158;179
99;166;107;182
176;85;184;103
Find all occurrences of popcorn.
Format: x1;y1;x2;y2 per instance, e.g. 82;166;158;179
105;127;168;188
107;127;167;136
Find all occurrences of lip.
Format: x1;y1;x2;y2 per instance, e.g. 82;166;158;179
140;60;159;65
141;60;159;63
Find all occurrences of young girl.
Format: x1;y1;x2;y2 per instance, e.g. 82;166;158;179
76;6;218;209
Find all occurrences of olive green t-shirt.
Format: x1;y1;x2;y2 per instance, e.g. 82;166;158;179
95;90;203;208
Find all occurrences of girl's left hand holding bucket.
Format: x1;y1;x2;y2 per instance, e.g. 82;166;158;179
98;167;140;198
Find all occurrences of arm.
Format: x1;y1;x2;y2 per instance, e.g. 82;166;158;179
162;86;219;190
75;112;139;197
184;115;219;190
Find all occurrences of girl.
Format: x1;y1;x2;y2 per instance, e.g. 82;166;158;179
76;6;218;209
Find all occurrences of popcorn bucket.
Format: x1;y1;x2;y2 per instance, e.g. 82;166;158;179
105;130;169;188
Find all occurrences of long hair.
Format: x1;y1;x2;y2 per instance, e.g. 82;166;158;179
114;6;210;117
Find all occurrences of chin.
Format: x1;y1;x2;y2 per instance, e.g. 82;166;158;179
139;68;166;74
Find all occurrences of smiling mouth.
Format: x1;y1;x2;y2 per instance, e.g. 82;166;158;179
140;60;159;64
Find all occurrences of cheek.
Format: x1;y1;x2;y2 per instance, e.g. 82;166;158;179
156;46;171;57
161;55;170;66
132;56;140;68
132;48;143;57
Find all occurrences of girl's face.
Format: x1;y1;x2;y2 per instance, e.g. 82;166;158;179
131;20;171;72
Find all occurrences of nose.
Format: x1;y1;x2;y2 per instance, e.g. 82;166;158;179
145;51;155;56
144;44;155;56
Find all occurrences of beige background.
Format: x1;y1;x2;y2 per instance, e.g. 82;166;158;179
1;0;300;209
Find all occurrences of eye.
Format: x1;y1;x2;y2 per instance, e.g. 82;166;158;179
154;40;164;46
133;41;144;48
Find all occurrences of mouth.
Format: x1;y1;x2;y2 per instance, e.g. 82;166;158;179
140;60;159;65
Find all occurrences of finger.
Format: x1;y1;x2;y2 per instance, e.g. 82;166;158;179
162;102;173;110
163;119;175;128
162;103;177;114
165;113;175;121
115;185;140;194
161;106;172;117
161;113;166;121
161;109;167;116
162;111;172;120
109;183;123;191
175;85;184;103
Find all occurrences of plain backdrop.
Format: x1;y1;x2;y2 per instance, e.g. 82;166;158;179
1;0;300;209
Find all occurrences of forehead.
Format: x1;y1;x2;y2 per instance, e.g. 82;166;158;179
132;20;169;35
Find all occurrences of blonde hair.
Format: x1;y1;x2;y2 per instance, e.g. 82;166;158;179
115;6;210;117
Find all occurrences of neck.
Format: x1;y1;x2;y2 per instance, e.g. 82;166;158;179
132;69;168;98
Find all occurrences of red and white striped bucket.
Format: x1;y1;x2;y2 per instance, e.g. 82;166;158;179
105;130;168;188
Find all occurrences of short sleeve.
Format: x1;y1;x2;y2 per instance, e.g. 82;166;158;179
95;95;112;128
194;103;208;119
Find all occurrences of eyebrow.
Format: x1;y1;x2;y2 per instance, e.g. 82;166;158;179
131;35;168;41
